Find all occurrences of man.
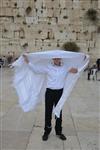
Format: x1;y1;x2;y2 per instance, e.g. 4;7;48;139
23;55;78;141
91;64;98;81
96;58;100;71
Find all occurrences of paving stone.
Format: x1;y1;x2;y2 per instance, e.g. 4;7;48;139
1;105;36;131
63;136;81;150
0;130;30;150
78;132;99;150
73;117;99;133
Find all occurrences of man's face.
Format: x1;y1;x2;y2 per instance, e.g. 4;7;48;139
52;58;62;66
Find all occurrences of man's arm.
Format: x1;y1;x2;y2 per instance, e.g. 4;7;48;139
23;54;29;63
23;54;47;74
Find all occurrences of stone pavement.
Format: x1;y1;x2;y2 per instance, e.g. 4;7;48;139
0;68;100;150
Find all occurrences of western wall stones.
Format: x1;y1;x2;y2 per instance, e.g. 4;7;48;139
0;0;100;61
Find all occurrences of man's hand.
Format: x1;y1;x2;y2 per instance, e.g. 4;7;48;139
23;54;29;64
69;68;78;74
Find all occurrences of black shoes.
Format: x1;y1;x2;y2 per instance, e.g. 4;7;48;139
42;133;66;141
42;133;49;141
56;133;66;140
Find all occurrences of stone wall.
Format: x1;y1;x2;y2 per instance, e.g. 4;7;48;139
0;0;100;62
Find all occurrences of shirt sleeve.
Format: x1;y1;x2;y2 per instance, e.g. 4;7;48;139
28;62;47;74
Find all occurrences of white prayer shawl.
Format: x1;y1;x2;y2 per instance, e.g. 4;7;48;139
12;50;89;118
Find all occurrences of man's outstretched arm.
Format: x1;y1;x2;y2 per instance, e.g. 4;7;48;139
23;54;47;74
23;54;29;63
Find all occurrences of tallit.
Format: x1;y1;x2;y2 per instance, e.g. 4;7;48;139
12;50;89;117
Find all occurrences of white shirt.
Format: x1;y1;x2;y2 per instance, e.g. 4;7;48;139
28;62;68;89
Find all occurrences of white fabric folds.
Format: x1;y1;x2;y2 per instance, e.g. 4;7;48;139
12;50;89;117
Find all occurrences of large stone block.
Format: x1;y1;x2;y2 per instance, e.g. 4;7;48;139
87;26;97;33
98;0;100;9
32;28;47;39
35;39;43;47
95;37;100;49
1;44;17;55
10;0;34;8
59;23;69;29
36;9;44;17
72;0;80;9
65;0;73;9
70;9;81;22
38;17;48;25
9;23;21;31
46;17;57;25
27;40;35;49
13;8;25;17
14;31;20;39
89;41;95;48
58;17;69;25
76;33;85;40
60;0;68;9
0;38;10;47
1;0;11;7
71;25;82;32
35;0;43;9
77;41;87;51
0;7;13;16
54;30;68;40
23;0;35;8
2;31;13;39
43;0;59;9
10;0;23;8
68;32;77;41
46;8;54;17
0;45;8;55
53;8;60;17
42;45;56;51
25;16;33;24
9;39;20;46
80;0;91;9
0;17;13;24
20;38;28;47
25;16;38;24
14;16;25;24
40;9;48;18
59;8;68;18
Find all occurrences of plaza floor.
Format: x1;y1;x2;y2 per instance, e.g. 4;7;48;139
0;68;100;150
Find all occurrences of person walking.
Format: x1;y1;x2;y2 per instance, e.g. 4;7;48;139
91;65;98;81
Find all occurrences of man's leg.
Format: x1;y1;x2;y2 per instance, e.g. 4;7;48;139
54;89;66;140
42;89;54;141
54;89;63;135
55;111;62;135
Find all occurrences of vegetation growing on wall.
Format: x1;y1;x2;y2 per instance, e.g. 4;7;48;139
62;42;80;52
86;8;98;23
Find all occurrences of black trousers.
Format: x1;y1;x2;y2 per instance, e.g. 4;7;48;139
44;88;63;135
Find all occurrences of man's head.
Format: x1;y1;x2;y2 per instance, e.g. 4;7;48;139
52;58;62;66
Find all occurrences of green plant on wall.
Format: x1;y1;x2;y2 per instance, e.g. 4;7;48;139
25;6;32;15
62;42;80;52
86;8;98;22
